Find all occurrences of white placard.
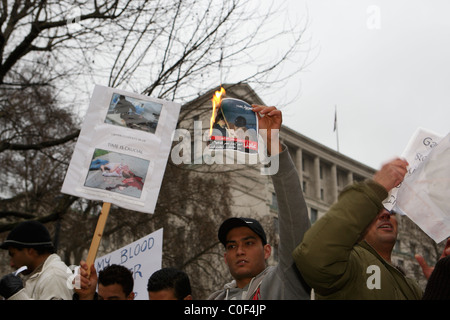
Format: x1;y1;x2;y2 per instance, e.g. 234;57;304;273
95;228;163;300
394;132;450;243
383;127;444;211
61;85;181;213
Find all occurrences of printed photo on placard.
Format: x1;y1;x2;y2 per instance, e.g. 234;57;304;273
84;148;150;199
61;84;181;214
105;93;163;134
209;98;258;153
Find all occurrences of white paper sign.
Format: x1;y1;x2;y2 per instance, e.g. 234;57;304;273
395;132;450;243
61;85;181;213
94;228;163;300
383;127;444;211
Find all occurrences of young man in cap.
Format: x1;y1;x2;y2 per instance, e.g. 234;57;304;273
208;105;311;300
0;220;73;300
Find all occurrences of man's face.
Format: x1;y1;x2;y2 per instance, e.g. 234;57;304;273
98;283;134;300
8;247;33;274
363;209;398;247
224;227;271;288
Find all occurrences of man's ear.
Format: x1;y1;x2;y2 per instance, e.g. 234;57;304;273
224;252;228;265
263;244;271;260
25;247;37;257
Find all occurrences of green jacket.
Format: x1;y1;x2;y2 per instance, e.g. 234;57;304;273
292;180;423;300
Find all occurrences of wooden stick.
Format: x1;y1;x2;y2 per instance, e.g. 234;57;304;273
86;202;111;276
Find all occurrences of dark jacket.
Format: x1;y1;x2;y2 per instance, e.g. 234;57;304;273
293;180;423;299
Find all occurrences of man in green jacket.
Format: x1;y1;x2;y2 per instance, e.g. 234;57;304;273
293;158;423;299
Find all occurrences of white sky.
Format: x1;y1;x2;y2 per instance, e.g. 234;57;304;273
260;0;450;169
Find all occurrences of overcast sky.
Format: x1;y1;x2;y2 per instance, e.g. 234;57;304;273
260;0;450;169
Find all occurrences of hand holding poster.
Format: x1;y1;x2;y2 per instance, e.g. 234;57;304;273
61;85;181;214
394;131;450;243
383;127;444;211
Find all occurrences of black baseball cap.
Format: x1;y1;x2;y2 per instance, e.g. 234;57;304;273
0;220;54;250
218;217;267;246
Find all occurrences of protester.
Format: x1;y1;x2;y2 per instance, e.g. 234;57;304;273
0;220;73;300
292;158;425;299
422;255;450;300
208;105;311;300
74;262;134;300
147;267;193;300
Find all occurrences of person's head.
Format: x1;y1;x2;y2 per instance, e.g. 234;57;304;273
362;208;398;260
147;267;192;300
0;220;55;274
218;217;271;288
234;116;246;128
98;265;135;300
122;169;135;178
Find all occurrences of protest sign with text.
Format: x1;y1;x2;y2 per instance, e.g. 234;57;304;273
95;228;163;300
394;130;450;243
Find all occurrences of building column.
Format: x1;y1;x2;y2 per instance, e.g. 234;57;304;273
295;148;303;188
331;164;338;203
314;156;321;199
347;171;354;186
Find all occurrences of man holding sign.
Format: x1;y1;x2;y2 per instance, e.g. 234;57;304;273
208;105;311;300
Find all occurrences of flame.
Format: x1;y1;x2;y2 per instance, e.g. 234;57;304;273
209;86;226;136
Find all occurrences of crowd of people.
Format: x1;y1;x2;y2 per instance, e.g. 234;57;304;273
1;105;449;300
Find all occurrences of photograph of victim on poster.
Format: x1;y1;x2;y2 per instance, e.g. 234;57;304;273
209;98;258;153
104;93;163;134
84;148;150;199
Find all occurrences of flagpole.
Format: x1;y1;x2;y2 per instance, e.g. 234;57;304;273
334;105;340;152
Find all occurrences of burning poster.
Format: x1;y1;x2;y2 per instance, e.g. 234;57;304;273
61;85;181;214
208;90;258;154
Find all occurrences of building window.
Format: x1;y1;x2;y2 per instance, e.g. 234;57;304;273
271;192;278;211
410;243;416;256
320;188;324;200
302;181;307;193
394;240;401;253
310;208;318;224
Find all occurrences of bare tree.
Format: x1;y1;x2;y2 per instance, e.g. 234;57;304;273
0;0;308;298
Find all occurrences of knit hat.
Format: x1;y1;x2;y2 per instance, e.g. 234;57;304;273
218;217;267;247
0;220;54;250
422;255;450;300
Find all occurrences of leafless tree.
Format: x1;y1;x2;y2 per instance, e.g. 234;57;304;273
0;0;308;298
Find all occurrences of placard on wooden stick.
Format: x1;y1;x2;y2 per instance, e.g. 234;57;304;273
86;202;111;275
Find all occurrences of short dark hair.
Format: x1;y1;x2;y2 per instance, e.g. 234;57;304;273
147;267;191;300
98;264;134;296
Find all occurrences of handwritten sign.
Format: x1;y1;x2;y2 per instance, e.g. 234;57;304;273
61;85;181;214
95;228;163;300
394;130;450;243
383;127;444;211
